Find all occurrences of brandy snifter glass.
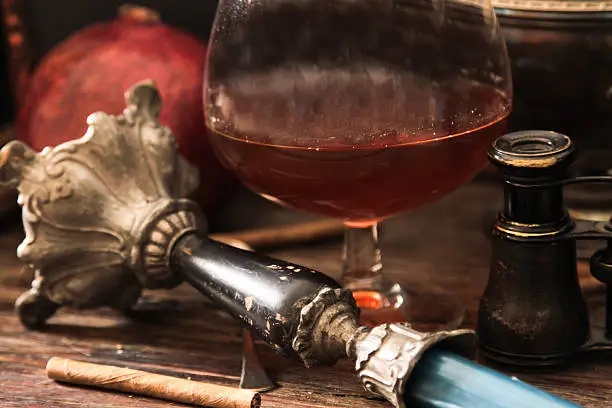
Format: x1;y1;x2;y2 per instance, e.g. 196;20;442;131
204;0;512;327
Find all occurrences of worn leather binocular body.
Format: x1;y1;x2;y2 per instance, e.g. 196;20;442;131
478;130;612;368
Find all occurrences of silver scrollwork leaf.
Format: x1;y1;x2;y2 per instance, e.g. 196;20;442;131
0;79;206;329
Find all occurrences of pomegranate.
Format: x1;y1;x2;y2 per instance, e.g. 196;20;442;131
16;4;235;216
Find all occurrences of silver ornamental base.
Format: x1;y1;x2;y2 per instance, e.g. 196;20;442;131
355;324;476;408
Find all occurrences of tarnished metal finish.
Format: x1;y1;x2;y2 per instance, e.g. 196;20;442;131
479;236;590;367
354;323;477;408
479;130;612;368
138;202;205;289
292;287;362;367
0;79;204;328
479;131;590;366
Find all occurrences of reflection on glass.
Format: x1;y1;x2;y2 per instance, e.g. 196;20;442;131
204;0;512;327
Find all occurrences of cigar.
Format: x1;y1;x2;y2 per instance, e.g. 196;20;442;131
210;218;345;249
46;357;261;408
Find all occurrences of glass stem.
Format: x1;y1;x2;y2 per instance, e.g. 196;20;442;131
341;223;383;292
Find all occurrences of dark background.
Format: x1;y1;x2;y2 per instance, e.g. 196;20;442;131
1;17;13;127
22;0;219;62
0;0;221;128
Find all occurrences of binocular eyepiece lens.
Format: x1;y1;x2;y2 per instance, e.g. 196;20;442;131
489;130;574;170
510;138;557;154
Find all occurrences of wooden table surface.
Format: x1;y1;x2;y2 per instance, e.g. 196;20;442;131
0;181;610;407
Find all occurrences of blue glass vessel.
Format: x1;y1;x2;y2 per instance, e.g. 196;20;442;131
404;350;582;408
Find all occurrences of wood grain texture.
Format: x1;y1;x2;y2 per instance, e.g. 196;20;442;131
0;181;610;407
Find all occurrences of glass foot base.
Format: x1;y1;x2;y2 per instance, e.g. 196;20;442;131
350;282;465;331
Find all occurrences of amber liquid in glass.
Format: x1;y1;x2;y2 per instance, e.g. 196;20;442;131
206;67;510;224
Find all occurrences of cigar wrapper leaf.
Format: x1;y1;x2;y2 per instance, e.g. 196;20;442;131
46;357;260;408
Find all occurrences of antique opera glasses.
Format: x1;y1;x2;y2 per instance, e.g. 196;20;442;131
479;130;612;367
